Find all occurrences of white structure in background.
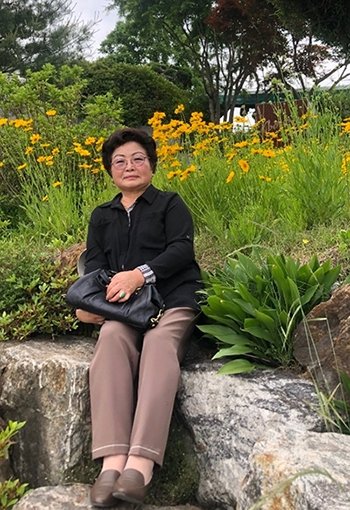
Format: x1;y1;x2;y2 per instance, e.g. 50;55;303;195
220;106;256;132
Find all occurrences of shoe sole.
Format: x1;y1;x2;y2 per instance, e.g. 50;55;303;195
112;491;144;505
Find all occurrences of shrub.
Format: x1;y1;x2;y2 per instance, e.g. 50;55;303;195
0;234;78;341
0;421;28;509
82;58;188;126
198;252;340;374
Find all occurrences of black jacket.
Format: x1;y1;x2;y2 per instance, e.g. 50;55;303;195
84;185;202;310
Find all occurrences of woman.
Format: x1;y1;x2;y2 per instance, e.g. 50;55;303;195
76;127;202;507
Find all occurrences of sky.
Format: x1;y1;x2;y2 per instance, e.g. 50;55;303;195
71;0;119;59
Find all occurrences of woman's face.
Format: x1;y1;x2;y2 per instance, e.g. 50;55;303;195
110;141;153;194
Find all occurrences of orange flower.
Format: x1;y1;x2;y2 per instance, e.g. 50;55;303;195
226;171;235;183
238;159;250;173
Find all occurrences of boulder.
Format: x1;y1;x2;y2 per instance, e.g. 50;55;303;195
237;428;350;509
0;337;95;487
0;337;349;510
13;484;204;510
177;361;323;509
293;284;350;398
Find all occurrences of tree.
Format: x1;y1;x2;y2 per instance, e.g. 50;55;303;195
270;0;350;53
82;58;187;126
0;0;93;74
263;0;350;92
105;0;287;122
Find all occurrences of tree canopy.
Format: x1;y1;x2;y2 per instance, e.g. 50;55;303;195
270;0;350;53
0;0;93;74
105;0;286;122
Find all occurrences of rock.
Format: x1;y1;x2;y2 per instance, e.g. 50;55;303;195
293;284;350;398
13;484;204;510
237;428;350;509
0;337;96;487
0;337;199;504
177;361;323;509
1;337;350;510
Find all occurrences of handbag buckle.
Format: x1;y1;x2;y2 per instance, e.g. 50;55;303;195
149;307;165;328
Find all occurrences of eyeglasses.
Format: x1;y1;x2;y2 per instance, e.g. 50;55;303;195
111;154;149;170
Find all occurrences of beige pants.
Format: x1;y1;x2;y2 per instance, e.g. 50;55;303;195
89;307;197;466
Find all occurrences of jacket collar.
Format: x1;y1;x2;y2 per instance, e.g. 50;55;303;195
109;184;158;209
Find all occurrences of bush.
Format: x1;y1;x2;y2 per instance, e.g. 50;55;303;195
82;58;188;127
0;421;28;509
0;234;78;341
198;252;340;374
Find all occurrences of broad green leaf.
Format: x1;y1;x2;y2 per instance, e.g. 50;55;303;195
206;296;246;322
237;253;260;279
237;283;260;308
198;324;251;345
299;284;318;307
217;359;256;375
321;266;340;292
200;312;238;329
212;345;253;359
271;264;291;306
234;297;255;316
254;310;277;333
287;276;301;303
243;319;274;342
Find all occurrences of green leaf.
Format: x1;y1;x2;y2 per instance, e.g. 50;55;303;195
243;318;274;342
198;324;252;345
212;345;253;359
217;358;256;375
236;252;260;279
299;284;318;307
237;283;260;308
254;310;277;333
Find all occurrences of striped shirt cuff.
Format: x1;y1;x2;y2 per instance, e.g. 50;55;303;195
137;264;156;284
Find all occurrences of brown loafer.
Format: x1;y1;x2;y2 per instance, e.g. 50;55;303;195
90;469;120;508
112;468;151;504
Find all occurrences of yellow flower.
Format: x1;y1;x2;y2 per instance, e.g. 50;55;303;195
234;116;248;123
174;104;185;114
25;146;34;155
52;181;62;188
167;170;182;180
37;156;46;163
45;156;54;166
0;162;4;167
258;175;272;182
302;239;310;245
45;109;57;116
74;145;91;157
79;163;92;169
238;159;250;173
42;195;49;202
226;170;235;183
30;133;41;144
85;136;96;145
17;163;27;171
40;143;50;148
234;140;248;148
0;118;8;126
261;149;276;158
51;147;60;155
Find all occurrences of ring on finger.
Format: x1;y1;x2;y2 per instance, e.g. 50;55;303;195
119;290;126;298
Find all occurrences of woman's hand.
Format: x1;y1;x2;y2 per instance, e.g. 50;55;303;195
76;309;105;325
106;268;145;303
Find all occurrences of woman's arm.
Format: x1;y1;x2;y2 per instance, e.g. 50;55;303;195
145;194;197;280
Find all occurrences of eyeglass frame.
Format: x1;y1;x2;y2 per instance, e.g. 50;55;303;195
111;153;150;171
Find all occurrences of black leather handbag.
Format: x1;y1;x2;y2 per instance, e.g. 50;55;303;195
66;268;165;330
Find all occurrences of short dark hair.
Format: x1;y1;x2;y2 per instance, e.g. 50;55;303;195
102;128;157;176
